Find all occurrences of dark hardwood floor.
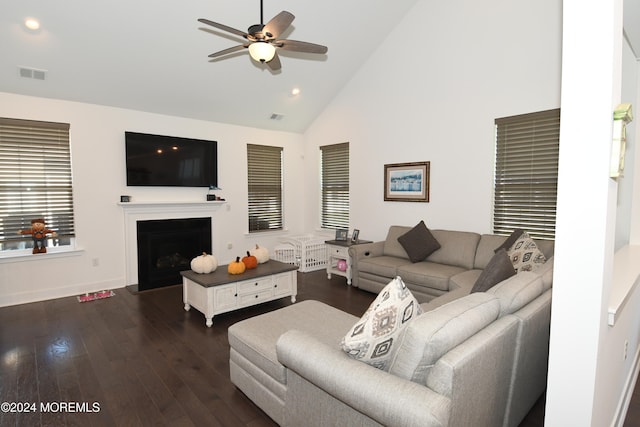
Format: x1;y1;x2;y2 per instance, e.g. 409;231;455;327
0;269;634;426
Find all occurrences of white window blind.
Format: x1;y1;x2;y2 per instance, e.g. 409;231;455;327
493;109;560;240
247;144;283;232
0;117;75;251
320;142;349;230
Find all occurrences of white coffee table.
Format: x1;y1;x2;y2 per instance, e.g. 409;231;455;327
181;260;298;327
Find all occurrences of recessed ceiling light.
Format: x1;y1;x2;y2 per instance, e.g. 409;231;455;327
24;18;40;31
291;88;300;96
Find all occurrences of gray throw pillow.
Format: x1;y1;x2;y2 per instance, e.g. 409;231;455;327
471;249;516;293
494;229;525;253
397;220;441;263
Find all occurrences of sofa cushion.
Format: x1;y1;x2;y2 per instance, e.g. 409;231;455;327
397;220;441;263
471;249;516;293
486;272;544;316
358;255;413;278
382;225;412;259
535;256;554;290
507;232;547;272
474;234;509;269
397;262;467;292
426;230;481;270
229;300;358;385
341;276;422;370
388;292;501;384
449;269;483;291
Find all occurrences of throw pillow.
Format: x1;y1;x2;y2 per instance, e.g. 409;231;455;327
397;220;441;263
507;231;547;272
341;276;423;370
471;249;516;293
494;229;525;253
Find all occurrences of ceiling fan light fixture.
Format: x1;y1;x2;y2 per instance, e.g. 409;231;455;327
248;42;276;63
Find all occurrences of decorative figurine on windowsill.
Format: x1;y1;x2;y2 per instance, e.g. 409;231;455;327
18;218;58;254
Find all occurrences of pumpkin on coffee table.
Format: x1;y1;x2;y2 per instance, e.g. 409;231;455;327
190;252;218;274
250;244;270;264
228;257;246;275
242;251;258;269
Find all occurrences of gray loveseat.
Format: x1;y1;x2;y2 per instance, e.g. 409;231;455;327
349;225;554;303
228;249;553;426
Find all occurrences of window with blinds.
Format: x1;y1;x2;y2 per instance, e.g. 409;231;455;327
493;109;560;240
247;144;283;232
0;117;76;252
320;142;349;230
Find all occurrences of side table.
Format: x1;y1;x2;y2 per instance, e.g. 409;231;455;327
325;239;372;285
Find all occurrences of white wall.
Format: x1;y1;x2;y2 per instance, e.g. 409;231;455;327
304;0;562;240
0;92;306;306
303;0;640;425
546;0;640;425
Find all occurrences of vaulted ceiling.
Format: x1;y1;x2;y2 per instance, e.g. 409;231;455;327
1;1;420;133
2;1;639;134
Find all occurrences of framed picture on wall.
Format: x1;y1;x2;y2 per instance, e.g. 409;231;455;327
384;161;430;202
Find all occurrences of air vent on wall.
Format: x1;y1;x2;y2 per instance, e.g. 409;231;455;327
18;66;47;80
270;113;284;121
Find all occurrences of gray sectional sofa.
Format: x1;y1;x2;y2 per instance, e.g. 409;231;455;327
227;226;554;427
229;230;553;427
349;225;554;303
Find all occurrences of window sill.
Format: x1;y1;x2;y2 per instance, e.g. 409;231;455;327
0;247;85;263
245;229;290;236
608;244;640;326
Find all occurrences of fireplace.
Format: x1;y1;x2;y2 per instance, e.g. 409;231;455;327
119;201;224;291
136;217;211;291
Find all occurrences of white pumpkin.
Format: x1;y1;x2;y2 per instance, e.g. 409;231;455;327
250;244;270;264
190;252;218;274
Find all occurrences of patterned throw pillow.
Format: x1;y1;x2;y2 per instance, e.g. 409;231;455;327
341;276;422;370
507;231;547;272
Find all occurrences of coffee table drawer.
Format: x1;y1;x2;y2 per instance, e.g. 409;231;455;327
237;277;273;294
238;288;273;306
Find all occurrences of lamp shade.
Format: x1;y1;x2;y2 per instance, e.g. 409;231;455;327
248;42;276;63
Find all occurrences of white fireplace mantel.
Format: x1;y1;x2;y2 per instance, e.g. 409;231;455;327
118;200;226;212
120;200;225;286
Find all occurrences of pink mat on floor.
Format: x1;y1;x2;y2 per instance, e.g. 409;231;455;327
77;290;115;303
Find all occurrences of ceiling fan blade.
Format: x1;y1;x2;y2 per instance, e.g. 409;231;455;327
198;18;248;39
266;52;282;71
263;11;294;38
208;44;248;58
276;39;328;54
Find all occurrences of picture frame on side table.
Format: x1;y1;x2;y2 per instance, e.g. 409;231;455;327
384;161;430;202
335;229;348;241
351;229;360;243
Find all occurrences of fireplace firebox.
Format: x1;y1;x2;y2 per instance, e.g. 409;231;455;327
136;217;211;291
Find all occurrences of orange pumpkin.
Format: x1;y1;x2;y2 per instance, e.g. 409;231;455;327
228;256;246;275
242;251;258;269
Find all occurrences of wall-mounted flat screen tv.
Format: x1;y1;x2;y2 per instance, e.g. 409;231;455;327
125;131;218;187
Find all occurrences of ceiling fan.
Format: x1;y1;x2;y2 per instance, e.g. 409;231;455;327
198;0;328;71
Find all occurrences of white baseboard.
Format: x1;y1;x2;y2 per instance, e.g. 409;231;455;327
0;278;125;307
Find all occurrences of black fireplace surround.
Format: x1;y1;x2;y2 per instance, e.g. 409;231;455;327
136;217;212;291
